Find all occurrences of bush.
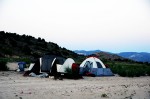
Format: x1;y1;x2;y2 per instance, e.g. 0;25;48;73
0;60;8;71
108;62;150;77
145;67;150;76
101;93;108;98
0;57;31;64
65;67;72;74
64;66;81;79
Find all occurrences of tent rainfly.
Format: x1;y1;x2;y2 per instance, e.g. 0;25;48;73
79;57;114;76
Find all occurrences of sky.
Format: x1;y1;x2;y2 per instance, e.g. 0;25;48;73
0;0;150;53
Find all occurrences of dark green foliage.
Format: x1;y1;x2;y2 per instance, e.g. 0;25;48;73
65;67;79;76
64;67;81;79
145;66;150;76
65;67;79;75
65;67;72;74
2;48;13;55
107;61;150;77
0;60;8;71
17;58;32;64
101;93;108;98
0;57;31;64
22;44;31;55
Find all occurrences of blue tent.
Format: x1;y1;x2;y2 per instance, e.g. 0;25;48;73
79;57;114;76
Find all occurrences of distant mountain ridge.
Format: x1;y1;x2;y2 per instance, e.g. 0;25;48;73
74;50;125;61
74;50;101;55
74;50;150;63
118;52;150;63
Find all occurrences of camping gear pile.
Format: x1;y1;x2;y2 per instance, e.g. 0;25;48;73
22;55;114;79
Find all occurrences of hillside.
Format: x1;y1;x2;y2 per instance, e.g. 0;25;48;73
94;52;125;61
0;31;84;62
74;50;128;61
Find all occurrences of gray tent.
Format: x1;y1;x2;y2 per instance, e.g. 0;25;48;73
30;55;65;75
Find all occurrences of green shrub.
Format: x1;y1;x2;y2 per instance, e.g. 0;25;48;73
0;57;31;64
145;67;150;76
108;61;150;77
0;60;8;71
65;67;72;74
17;58;31;64
101;93;108;98
64;67;80;79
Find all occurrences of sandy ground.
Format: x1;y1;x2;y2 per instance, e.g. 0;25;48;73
0;71;150;99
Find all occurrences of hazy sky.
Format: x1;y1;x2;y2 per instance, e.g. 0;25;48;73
0;0;150;53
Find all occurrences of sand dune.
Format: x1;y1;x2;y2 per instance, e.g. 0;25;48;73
0;71;150;99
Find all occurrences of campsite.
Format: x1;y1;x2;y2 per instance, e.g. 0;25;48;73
0;55;150;99
1;0;150;98
0;32;150;99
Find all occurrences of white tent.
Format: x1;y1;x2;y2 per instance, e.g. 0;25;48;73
79;57;114;76
57;58;75;73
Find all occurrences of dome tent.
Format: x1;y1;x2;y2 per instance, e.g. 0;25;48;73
57;58;81;79
57;58;75;73
79;57;114;76
28;55;66;75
